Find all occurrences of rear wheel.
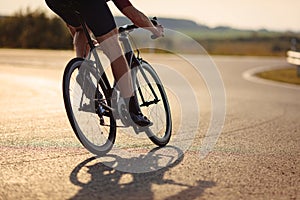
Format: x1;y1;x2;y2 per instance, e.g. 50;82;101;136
62;58;116;155
134;60;172;146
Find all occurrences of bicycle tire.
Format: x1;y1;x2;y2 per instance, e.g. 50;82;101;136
62;58;116;155
134;60;172;146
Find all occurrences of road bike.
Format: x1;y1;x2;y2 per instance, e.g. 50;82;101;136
62;14;172;155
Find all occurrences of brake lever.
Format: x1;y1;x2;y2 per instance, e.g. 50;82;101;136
150;35;159;39
151;17;158;26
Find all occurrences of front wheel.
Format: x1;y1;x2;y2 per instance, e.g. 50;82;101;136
62;58;116;155
134;60;172;146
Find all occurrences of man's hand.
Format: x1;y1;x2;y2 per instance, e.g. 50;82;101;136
121;6;164;38
152;24;164;38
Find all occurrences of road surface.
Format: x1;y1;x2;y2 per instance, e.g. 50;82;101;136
0;49;299;199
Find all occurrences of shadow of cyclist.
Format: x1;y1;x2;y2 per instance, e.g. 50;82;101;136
69;146;215;200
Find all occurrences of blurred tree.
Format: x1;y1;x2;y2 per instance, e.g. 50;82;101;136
0;9;72;49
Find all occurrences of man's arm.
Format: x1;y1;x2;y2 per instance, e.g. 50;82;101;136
119;5;164;37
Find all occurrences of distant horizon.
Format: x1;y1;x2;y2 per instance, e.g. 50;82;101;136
1;13;298;33
112;16;300;33
1;0;300;32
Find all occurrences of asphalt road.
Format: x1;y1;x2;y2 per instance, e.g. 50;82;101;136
0;49;299;199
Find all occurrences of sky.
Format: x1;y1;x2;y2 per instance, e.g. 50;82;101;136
1;0;300;31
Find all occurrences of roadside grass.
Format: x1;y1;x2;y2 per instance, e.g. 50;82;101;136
198;39;291;56
256;67;300;85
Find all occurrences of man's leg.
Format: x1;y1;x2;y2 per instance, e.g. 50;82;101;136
67;25;89;58
96;28;133;98
96;28;152;126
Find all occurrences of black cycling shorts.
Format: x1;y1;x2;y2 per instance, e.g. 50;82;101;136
45;0;116;36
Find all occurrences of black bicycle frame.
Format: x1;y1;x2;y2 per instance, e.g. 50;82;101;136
76;12;159;107
76;12;112;99
119;31;160;106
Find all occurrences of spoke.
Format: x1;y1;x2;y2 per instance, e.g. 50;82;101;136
136;67;168;139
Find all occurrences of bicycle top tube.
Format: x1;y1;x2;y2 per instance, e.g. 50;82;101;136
118;24;138;34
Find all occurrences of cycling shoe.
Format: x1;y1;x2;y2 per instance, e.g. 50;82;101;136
130;112;153;127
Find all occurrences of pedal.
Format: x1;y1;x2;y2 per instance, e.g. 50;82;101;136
132;124;150;134
100;116;105;125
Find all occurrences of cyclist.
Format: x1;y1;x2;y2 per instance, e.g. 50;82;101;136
45;0;163;126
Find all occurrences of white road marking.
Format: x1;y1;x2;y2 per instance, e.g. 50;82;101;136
242;65;300;90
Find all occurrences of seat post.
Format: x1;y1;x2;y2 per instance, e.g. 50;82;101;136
75;11;95;50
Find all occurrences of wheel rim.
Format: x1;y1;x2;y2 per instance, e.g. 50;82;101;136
63;59;116;154
135;62;171;144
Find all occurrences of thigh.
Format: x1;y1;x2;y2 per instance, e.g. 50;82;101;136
45;0;80;27
78;0;116;37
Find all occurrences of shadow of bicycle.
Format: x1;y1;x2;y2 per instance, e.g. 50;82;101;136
69;146;215;200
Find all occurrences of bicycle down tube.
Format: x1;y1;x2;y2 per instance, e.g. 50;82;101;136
118;28;160;107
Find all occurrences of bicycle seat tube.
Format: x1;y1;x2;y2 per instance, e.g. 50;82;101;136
75;11;95;50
